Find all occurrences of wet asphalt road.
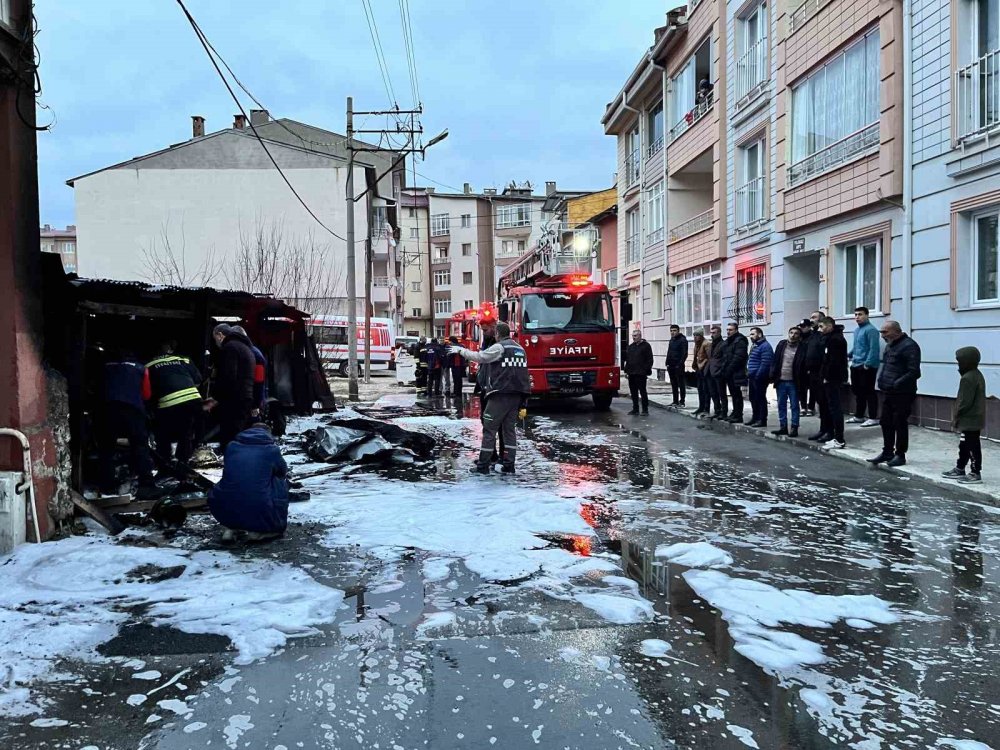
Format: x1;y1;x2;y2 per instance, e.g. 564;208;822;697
4;397;998;750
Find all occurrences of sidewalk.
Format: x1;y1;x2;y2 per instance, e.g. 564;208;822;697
644;382;999;506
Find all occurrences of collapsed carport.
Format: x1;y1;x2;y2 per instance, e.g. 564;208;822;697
41;255;335;493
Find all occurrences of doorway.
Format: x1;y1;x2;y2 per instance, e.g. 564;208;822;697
784;253;821;324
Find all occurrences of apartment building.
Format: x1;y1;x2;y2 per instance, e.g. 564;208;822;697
398;188;432;337
40;224;77;273
426;182;556;338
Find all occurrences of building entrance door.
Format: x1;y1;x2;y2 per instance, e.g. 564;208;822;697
784;253;821;325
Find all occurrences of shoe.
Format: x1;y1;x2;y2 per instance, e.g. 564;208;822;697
641;409;649;416
789;427;799;438
808;432;831;442
220;528;236;543
824;439;846;449
692;409;705;416
957;472;982;484
771;427;788;436
501;464;516;475
744;419;757;426
627;409;639;415
886;455;907;468
847;417;864;424
867;452;893;464
469;464;491;475
941;467;966;478
860;419;880;427
678;402;686;408
726;415;744;423
246;531;281;542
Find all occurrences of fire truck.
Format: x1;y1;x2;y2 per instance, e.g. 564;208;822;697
496;223;619;410
448;302;497;382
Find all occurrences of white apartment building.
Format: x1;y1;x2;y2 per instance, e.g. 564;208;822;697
399;188;432;337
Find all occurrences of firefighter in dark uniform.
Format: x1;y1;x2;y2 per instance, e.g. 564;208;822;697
146;340;204;463
451;322;529;474
99;349;158;498
415;336;429;389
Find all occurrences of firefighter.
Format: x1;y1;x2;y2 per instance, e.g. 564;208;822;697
146;340;204;464
446;335;466;400
98;348;158;498
451;322;529;474
415;336;429;389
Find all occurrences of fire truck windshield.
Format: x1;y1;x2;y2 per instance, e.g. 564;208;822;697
521;291;614;333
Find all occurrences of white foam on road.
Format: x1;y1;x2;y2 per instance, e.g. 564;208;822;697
655;541;733;568
0;535;344;716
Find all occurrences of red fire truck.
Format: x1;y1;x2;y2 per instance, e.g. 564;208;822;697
448;302;497;382
496;224;619;410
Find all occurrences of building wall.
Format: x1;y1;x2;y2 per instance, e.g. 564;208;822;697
399;197;431;337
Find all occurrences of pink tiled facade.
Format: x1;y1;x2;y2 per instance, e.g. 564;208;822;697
668;227;719;273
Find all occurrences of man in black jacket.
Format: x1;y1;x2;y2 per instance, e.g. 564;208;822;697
212;324;256;451
868;321;922;467
816;317;848;448
665;324;688;407
624;328;654;415
707;324;727;419
720;323;749;423
802;311;827;421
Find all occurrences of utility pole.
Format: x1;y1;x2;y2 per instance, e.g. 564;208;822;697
345;96;359;401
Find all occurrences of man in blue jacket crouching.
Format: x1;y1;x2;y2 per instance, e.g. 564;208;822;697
209;423;288;542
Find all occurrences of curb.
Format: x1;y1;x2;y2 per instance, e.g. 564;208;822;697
647;399;998;507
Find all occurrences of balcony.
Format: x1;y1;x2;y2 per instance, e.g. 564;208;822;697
789;0;826;34
788;121;879;187
735;177;766;229
669;209;713;243
645;227;664;246
955;48;1000;145
646;135;664;160
430;214;450;238
625;234;640;266
669;90;714;143
624;150;640;189
373;276;390;287
495;204;533;230
734;39;768;107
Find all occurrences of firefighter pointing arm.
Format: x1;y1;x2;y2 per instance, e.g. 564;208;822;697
450;322;530;474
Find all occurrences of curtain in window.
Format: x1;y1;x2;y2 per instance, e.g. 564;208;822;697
791;78;812;162
845;40;866;133
977;214;999;302
862;242;878;310
844;245;858;314
865;33;880;126
692;277;703;323
826;55;845;146
674;61;695;124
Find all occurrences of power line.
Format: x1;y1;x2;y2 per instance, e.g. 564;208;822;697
174;0;349;242
398;0;420;107
359;0;400;115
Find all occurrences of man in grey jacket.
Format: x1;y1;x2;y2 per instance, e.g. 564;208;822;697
451;322;530;474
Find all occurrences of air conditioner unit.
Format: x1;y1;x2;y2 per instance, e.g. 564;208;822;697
0;472;27;555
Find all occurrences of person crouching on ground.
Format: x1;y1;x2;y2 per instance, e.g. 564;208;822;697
208;423;288;542
942;346;986;484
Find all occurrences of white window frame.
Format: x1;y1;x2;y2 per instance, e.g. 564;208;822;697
461;214;472;228
972;206;1000;305
647;102;665;157
462;271;474;285
464;299;475;310
499;240;517;257
496;203;532;229
434;246;449;261
626;208;641;265
431;214;450;236
409;227;419;239
435;325;447;338
434;299;452;315
735;2;768;103
736;139;766;228
840;239;882;315
650;277;665;319
644;181;665;245
673;262;722;337
433;269;451;286
410;281;421;291
462;243;472;256
606;268;619;290
412;307;422;317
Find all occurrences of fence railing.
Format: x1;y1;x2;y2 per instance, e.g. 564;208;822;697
668;209;713;242
647;134;664;159
624;150;641;188
734;39;768;105
735;177;766;228
956;48;1000;144
789;0;823;33
788;121;879;187
626;234;640;265
669;90;714;143
373;276;390;288
645;227;664;245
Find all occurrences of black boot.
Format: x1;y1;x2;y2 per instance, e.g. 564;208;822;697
788;427;799;438
771;426;788;436
469;463;491;475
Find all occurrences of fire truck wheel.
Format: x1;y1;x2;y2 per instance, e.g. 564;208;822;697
592;392;613;411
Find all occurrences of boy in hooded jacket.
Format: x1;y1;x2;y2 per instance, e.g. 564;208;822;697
942;347;986;484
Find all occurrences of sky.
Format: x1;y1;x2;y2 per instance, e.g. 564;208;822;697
35;1;669;228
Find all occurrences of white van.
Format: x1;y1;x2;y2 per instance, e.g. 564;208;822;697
308;316;395;375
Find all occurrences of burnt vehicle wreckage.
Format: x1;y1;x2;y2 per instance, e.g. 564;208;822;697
40;255;336;526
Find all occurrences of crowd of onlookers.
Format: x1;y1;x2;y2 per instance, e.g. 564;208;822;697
624;308;987;484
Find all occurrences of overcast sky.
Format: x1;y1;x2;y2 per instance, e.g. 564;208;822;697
35;1;669;228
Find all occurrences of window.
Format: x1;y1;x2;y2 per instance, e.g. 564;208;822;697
434;269;451;286
625;125;641;187
462;243;472;256
517;240;526;254
435;325;447;338
431;213;450;236
973;208;1000;304
521;292;614;332
650;277;664;319
434;299;452;316
644;181;664;244
956;0;1000;142
647;103;664;156
463;271;473;285
669;39;713;142
411;281;421;291
63;242;77;254
626;208;640;265
605;269;619;290
841;240;881;314
672;262;722;337
434;246;449;260
409;227;419;239
464;300;475;310
735;3;768;103
496;203;532;229
735;263;768;324
407;207;415;218
412;308;422;317
736;139;766;227
789;29;880;185
461;214;472;228
499;240;517;257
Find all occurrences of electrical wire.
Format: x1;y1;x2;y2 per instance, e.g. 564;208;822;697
398;0;420;107
360;0;401;119
174;0;349;242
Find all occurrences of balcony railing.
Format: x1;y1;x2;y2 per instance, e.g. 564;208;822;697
645;227;664;245
626;234;641;265
371;223;392;240
956;48;1000;144
373;276;390;288
789;0;825;33
735;177;766;229
669;90;714;143
668;209;713;242
624;150;641;189
647;134;664;159
788;121;879;187
431;215;450;236
734;39;768;105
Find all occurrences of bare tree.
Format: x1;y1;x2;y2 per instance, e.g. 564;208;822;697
140;218;222;287
224;215;283;294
